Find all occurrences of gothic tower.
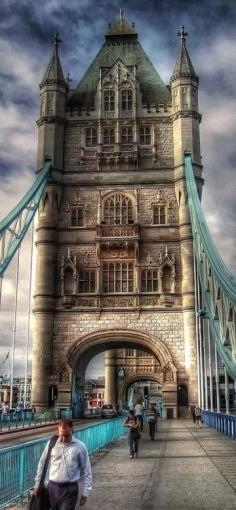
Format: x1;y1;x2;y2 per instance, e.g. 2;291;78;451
32;15;202;417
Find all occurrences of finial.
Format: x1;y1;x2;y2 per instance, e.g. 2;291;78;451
51;31;62;48
66;72;72;86
119;7;124;21
177;24;188;41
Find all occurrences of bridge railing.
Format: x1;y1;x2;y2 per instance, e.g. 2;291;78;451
0;417;128;508
202;410;236;439
0;409;73;432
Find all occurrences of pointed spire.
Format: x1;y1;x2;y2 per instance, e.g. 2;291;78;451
106;9;137;38
171;25;198;83
40;31;67;88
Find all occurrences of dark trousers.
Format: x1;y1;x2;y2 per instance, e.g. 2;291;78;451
48;481;78;510
136;414;143;431
128;432;138;456
149;421;156;440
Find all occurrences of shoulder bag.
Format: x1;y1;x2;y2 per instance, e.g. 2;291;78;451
27;434;58;510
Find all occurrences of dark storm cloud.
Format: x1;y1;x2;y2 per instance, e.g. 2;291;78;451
0;0;235;375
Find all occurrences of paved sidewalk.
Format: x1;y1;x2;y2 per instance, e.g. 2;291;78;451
7;419;236;510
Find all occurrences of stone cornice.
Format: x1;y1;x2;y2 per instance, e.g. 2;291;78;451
171;110;202;122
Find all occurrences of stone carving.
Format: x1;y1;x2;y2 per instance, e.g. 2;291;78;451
101;297;135;307
100;226;135;237
140;297;159;307
77;298;96;307
59;365;69;383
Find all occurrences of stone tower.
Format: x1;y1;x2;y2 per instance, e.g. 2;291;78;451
32;15;202;418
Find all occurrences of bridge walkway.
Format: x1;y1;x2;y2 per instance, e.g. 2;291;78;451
85;418;236;510
7;418;236;510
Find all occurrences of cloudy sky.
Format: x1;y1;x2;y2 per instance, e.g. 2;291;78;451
0;0;235;379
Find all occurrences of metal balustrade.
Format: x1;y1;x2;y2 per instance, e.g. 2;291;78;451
0;417;128;508
202;410;236;439
0;410;72;432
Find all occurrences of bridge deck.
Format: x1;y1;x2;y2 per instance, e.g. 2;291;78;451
8;419;236;510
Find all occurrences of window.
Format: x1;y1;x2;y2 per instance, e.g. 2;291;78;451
103;194;133;224
153;205;166;225
64;268;74;295
103;128;115;145
85;128;97;147
126;349;134;356
121;127;133;144
104;90;115;111
79;271;96;293
139;126;151;145
162;265;172;293
71;208;83;227
137;350;149;357
141;270;158;292
121;90;132;110
103;262;133;293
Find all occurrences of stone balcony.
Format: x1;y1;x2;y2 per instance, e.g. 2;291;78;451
96;223;139;239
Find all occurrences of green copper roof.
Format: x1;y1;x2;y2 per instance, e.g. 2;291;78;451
68;27;170;108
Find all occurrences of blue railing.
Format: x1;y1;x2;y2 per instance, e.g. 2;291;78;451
0;417;127;508
202;410;236;440
0;410;72;432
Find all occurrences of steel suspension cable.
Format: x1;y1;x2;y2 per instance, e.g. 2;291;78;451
9;246;20;408
23;222;34;408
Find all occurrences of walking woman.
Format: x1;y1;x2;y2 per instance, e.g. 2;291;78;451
124;409;141;458
147;404;157;440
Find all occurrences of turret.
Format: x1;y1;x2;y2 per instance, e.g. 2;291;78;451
171;25;201;170
37;32;68;171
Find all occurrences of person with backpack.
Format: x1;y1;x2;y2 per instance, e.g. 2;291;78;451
33;419;92;508
124;409;141;458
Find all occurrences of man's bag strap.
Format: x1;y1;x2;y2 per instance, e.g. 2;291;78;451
38;434;59;490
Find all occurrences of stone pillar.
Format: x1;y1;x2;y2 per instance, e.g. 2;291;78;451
224;366;229;415
203;320;208;411
104;350;117;404
32;186;60;410
207;321;213;411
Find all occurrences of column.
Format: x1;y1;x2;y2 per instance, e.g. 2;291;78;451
214;342;220;413
197;280;204;408
224;366;229;415
195;261;201;407
203;320;208;411
207;321;213;411
104;351;117;404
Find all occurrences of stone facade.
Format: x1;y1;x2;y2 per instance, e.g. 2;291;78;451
32;18;203;417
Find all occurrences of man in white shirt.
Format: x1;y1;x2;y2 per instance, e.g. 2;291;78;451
134;402;144;431
34;419;92;508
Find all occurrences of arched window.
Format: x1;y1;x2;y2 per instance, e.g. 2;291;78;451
85;128;97;147
79;271;96;293
71;207;83;227
103;128;115;145
104;90;115;111
103;194;133;224
141;270;158;292
103;262;133;293
121;90;132;110
153;205;166;225
64;267;74;295
162;265;172;293
121;127;133;144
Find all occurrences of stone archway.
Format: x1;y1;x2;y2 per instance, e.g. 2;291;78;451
65;328;177;418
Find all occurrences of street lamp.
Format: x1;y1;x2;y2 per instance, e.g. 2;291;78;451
0;374;3;404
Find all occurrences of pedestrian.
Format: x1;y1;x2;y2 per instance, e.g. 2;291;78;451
147;404;157;440
33;418;92;508
124;409;141;459
190;402;196;423
195;404;202;429
134;401;144;431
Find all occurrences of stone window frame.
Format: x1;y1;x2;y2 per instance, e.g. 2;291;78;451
85;127;97;147
121;89;133;111
103;193;134;225
70;207;84;227
141;269;159;293
104;89;115;112
102;261;134;293
152;204;167;225
79;270;96;294
103;127;115;145
121;126;133;144
139;125;151;145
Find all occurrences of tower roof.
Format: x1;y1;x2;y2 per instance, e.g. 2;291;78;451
68;14;170;108
40;32;67;88
171;25;198;82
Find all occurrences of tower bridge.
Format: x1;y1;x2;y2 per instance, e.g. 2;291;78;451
0;14;235;422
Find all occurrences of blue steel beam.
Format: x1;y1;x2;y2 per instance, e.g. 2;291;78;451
0;161;51;278
185;155;236;378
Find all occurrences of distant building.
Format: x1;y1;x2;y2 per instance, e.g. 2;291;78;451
13;376;32;406
84;377;105;409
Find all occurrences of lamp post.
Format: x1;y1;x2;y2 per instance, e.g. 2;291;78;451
0;374;3;405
